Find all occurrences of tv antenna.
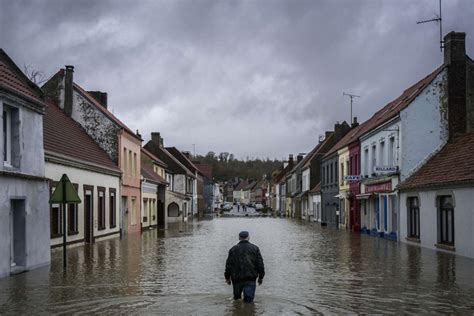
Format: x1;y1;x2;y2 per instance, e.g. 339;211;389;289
343;92;360;124
416;0;443;51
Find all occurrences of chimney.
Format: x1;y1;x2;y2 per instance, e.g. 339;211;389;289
182;151;192;159
334;121;350;140
352;116;359;128
136;129;141;139
444;32;467;137
297;153;305;163
64;65;74;117
87;91;108;109
151;132;164;148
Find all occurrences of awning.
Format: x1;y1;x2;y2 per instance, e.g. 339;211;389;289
356;193;374;200
334;192;348;199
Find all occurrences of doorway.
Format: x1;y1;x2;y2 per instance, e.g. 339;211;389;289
121;196;128;235
157;199;165;228
10;200;26;268
84;188;94;244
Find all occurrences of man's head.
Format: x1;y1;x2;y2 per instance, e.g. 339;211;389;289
239;231;249;241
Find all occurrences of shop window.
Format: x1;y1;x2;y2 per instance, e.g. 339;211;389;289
438;196;454;246
98;188;106;230
109;189;116;228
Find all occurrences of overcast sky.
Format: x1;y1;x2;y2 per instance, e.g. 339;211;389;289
2;0;473;159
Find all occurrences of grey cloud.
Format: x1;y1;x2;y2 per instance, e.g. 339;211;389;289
1;0;473;159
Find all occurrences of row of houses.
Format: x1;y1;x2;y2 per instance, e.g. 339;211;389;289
270;31;474;259
0;50;217;278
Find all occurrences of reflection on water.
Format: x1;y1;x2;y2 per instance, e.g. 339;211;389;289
1;218;474;314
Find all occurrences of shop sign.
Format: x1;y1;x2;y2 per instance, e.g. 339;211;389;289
365;181;392;193
344;175;362;182
374;166;398;174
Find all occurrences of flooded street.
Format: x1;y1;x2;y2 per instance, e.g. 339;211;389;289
1;217;474;314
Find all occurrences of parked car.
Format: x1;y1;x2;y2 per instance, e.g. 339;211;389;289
222;203;233;211
255;203;264;210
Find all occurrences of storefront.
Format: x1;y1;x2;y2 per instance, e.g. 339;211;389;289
358;178;398;240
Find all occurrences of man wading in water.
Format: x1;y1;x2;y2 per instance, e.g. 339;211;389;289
224;231;265;303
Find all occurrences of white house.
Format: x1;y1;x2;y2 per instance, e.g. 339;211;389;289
0;49;50;277
359;63;449;240
43;102;121;247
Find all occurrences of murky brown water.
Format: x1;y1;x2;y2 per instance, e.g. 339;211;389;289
0;217;474;314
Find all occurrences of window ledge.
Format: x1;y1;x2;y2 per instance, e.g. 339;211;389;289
68;231;79;236
435;243;456;252
406;237;420;243
98;227;106;231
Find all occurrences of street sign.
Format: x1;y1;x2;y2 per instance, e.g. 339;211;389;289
49;174;81;204
49;174;81;269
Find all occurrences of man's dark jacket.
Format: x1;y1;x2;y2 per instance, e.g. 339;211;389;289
225;240;265;283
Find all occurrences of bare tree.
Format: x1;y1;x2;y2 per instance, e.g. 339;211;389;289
23;64;47;85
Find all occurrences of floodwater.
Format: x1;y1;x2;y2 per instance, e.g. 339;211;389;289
1;217;474;315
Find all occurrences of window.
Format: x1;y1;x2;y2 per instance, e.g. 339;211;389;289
109;189;116;228
98;188;106;230
49;183;62;238
388;137;395;165
438;196;454;245
128;150;132;175
133;152;137;176
330;163;333;184
379;141;385;166
334;162;338;184
340;162;344;183
122;147;127;173
364;148;369;176
143;198;148;222
346;160;349;179
355;154;359;175
131;197;137;225
3;108;11;164
68;203;78;235
371;145;376;175
408;197;419;238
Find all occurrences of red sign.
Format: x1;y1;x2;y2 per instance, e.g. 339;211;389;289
365;181;392;193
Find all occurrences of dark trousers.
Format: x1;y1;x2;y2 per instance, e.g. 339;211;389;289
232;280;256;303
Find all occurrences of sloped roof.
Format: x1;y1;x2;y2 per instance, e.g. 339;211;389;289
165;147;199;174
301;132;335;169
310;182;321;194
0;49;46;110
141;164;167;185
244;180;257;191
398;134;474;191
364;65;445;138
234;179;249;190
43;102;120;172
144;141;195;177
194;162;213;180
73;82;141;141
324;123;365;157
141;147;167;168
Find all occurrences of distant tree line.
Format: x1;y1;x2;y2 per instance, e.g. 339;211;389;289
195;152;283;182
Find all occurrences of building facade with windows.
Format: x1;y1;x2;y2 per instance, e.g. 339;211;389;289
398;32;474;258
0;49;50;278
144;133;195;224
141;149;167;230
42;66;143;235
44;102;121;247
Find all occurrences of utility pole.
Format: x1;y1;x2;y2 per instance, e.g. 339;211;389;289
343;92;360;124
417;0;444;52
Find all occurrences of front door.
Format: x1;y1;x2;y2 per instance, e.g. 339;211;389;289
157;200;165;228
10;200;26;268
84;189;94;244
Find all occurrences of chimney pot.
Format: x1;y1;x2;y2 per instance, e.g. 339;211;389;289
87;91;108;109
64;65;74;117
